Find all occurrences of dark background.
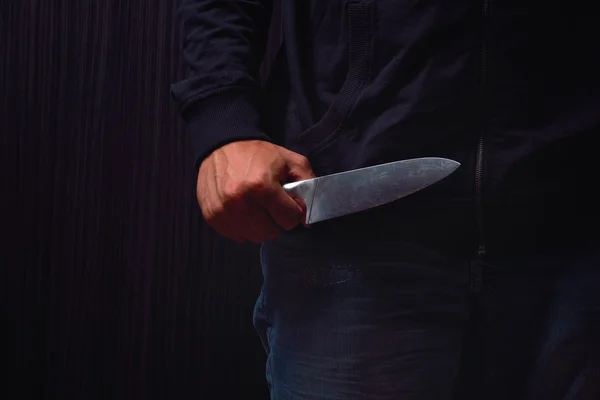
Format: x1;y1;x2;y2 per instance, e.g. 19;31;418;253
2;0;282;398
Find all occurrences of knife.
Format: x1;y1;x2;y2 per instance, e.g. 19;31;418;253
282;157;460;224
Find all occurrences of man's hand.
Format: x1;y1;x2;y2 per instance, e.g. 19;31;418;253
197;140;316;243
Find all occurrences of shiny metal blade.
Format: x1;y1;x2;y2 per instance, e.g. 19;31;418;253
283;157;460;224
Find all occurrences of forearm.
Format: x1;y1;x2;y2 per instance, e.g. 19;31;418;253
171;0;275;168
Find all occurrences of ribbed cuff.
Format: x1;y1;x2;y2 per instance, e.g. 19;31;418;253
183;92;272;170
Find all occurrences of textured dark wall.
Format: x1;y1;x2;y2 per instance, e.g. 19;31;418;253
2;0;281;398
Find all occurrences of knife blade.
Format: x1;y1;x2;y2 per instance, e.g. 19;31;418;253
282;157;460;224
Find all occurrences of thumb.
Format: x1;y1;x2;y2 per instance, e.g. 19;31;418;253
283;151;316;182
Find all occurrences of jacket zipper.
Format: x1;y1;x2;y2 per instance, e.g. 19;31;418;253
476;0;490;258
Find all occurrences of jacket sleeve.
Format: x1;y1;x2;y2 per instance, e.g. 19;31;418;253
170;0;274;169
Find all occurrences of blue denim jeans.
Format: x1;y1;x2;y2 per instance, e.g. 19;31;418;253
253;230;600;400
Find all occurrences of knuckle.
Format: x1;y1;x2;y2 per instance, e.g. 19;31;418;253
220;195;239;211
221;184;246;207
295;155;312;170
212;204;228;219
202;207;222;226
222;178;273;201
245;177;272;195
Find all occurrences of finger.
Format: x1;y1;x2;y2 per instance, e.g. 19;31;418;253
261;187;304;231
205;204;254;243
210;222;245;243
207;192;281;243
241;206;281;243
212;211;277;244
230;235;246;243
292;197;312;228
283;152;316;181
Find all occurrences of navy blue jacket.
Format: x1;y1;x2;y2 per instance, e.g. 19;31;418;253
171;0;599;256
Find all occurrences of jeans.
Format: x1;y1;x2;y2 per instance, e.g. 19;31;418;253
253;230;600;400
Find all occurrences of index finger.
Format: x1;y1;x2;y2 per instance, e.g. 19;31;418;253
292;197;311;228
259;187;304;231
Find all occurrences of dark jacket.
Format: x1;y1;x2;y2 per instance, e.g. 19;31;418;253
171;0;600;256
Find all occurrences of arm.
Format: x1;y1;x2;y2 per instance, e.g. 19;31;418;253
170;0;274;169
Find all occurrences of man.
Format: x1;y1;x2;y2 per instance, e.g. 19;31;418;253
171;1;600;399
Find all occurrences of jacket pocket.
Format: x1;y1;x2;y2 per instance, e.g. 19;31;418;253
297;0;374;154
